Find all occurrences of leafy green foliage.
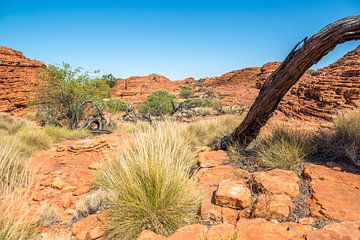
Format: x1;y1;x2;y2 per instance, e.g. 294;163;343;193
104;99;129;114
143;90;176;114
180;85;193;99
102;74;117;88
36;63;111;129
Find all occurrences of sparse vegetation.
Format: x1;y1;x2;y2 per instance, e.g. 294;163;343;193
96;122;201;239
314;108;360;167
36;63;111;129
36;201;62;227
0;192;38;240
104;99;129;114
72;189;106;223
180;85;193;99
142;90;176;114
44;125;89;143
230;126;312;172
185;115;244;147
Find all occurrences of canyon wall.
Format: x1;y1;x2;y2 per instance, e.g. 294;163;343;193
0;46;45;112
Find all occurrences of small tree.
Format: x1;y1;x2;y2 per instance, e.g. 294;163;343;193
180;85;193;99
102;74;117;88
36;63;111;129
143;90;176;114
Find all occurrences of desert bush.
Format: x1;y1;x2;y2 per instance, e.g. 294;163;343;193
36;201;62;227
180;85;193;99
0;193;38;240
44;125;89;143
36;63;111;129
186;115;243;147
96;122;200;239
142;90;176;114
104;99;128;114
101;74;117;88
314;109;360;167
72;189;106;223
0;113;27;135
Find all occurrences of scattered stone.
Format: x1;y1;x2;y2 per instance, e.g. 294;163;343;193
215;179;251;209
51;178;66;190
73;186;91;196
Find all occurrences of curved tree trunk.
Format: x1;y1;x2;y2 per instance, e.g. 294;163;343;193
215;16;360;150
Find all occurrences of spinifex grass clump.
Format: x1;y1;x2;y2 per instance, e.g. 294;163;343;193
315;108;360;166
255;126;312;171
0;142;30;192
186;115;243;147
96;122;201;240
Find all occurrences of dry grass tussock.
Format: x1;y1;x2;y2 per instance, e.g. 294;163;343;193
185;115;244;147
36;201;62;227
0;113;89;157
96;121;201;240
314;108;360;167
230;126;312;172
0;191;38;240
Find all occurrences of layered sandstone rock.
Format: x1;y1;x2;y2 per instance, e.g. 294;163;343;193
256;46;360;120
0;46;45;112
201;67;261;107
111;74;194;103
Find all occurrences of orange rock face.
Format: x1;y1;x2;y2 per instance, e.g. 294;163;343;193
304;163;360;221
256;46;360;120
0;46;45;112
111;74;194;103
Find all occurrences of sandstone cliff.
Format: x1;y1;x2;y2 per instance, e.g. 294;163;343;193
256;45;360;120
0;46;45;112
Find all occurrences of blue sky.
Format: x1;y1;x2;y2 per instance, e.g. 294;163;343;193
1;0;359;79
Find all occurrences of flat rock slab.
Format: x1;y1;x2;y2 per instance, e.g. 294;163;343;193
304;163;360;221
253;169;300;198
197;150;230;167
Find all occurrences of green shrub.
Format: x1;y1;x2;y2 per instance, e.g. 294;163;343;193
101;74;117;88
36;63;111;129
143;90;176;114
96;122;200;239
104;99;128;114
44;125;89;143
180;85;193;99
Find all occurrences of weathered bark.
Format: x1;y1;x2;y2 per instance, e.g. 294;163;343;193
215;16;360;150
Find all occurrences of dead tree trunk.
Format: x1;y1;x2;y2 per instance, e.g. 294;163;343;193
215;16;360;150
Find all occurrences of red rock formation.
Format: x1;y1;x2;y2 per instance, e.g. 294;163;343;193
201;67;261;107
0;46;45;112
256;46;360;120
111;74;194;103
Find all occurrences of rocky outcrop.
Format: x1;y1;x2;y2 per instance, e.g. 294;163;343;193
0;46;45;112
201;67;261;107
256;46;360;120
111;74;194;103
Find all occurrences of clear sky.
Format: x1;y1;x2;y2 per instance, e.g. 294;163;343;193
1;0;359;79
